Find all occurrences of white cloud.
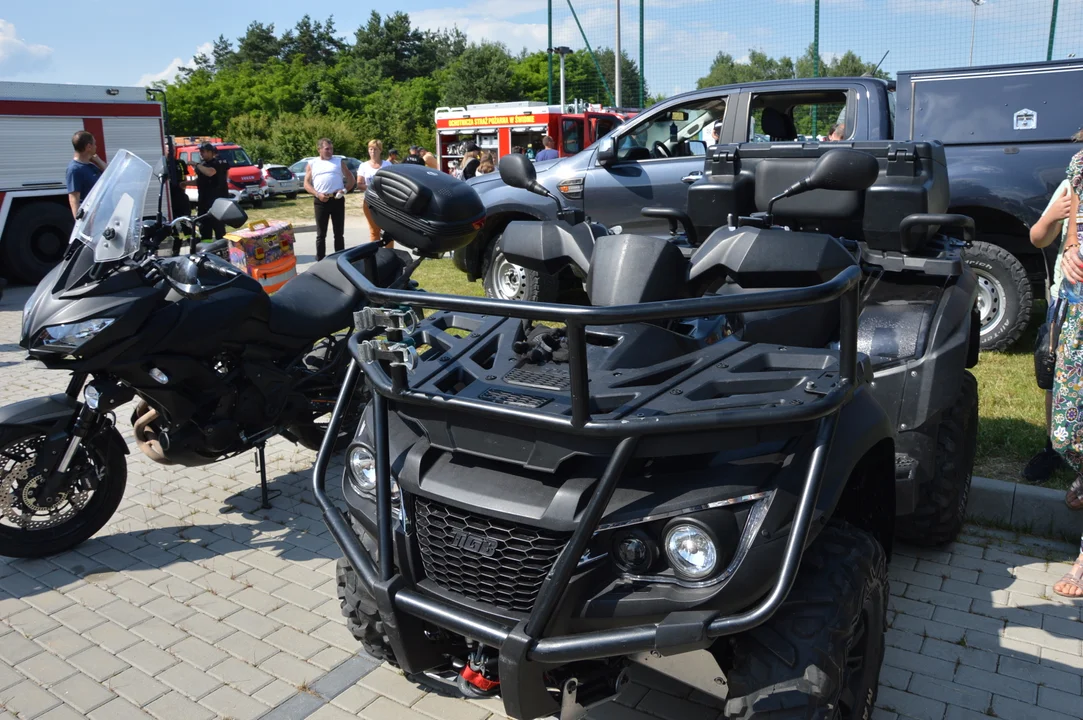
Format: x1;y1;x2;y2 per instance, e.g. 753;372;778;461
136;42;213;86
0;19;52;76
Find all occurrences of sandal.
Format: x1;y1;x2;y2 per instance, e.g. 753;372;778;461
1055;556;1083;598
1066;477;1083;510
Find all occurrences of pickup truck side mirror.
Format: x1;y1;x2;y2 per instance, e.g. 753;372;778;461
596;137;616;167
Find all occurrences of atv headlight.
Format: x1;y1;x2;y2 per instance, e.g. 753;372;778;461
35;318;115;352
664;523;718;580
347;444;400;502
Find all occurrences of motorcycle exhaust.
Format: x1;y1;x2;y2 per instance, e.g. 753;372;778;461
132;401;173;465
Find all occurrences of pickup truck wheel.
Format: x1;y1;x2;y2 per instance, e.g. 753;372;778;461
483;245;559;302
965;240;1031;351
1;202;74;283
895;370;978;547
721;522;887;720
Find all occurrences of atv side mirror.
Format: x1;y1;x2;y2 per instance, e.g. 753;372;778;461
766;149;879;218
210;198;247;228
805;149;880;192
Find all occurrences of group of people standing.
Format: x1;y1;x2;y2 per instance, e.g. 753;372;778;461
303;138;449;260
1022;133;1083;598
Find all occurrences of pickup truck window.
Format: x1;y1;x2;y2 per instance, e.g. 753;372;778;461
615;97;726;163
748;90;850;142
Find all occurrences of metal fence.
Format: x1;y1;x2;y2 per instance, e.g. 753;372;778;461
547;0;1083;109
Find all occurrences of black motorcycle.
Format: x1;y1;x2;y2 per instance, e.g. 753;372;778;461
1;149;404;558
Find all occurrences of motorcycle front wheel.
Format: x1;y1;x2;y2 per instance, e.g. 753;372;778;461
0;427;127;558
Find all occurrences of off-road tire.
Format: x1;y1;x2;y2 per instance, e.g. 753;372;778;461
722;523;887;720
482;243;559;302
336;537;397;665
0;426;127;558
895;370;978;547
1;202;74;283
965;240;1031;351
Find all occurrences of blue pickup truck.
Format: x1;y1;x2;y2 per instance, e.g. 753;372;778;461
454;58;1083;350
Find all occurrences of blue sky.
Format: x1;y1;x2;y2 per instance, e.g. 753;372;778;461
1;1;1078;98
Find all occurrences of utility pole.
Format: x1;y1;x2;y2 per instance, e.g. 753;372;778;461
554;47;572;109
1047;0;1060;61
638;0;644;107
811;0;820;136
547;0;554;104
970;0;985;67
615;0;622;108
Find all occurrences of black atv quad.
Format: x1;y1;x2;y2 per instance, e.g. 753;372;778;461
312;145;978;720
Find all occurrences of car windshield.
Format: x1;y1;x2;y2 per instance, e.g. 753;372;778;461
71;149;152;263
267;167;292;180
217;148;254;167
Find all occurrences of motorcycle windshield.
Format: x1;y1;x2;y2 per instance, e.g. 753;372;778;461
71;149;153;263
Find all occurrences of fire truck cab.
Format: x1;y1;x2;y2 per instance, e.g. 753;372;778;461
0;82;165;283
434;101;627;173
174;137;267;209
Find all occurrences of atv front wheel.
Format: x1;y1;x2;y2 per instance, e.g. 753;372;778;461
721;522;887;720
895;370;978;547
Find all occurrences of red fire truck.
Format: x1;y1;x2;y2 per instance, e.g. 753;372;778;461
434;102;628;174
0;82;166;283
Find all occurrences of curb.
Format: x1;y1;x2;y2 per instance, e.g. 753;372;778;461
966;475;1079;541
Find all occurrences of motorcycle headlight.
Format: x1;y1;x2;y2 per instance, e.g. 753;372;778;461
34;318;115;352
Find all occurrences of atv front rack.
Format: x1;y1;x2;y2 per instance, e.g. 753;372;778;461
313;242;861;719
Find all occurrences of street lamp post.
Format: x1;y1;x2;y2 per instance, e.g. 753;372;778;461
969;0;985;67
552;46;573;110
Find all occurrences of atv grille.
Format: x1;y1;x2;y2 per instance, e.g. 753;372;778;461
504;364;570;390
414;498;569;614
478;388;549;408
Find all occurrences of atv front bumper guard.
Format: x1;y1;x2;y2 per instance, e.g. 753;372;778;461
312;243;861;719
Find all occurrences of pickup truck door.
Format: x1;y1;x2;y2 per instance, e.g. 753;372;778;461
736;85;869;142
582;94;730;234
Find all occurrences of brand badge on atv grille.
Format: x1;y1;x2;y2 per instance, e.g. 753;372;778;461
450;529;499;557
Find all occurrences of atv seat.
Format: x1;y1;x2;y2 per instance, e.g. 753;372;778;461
269;248;405;338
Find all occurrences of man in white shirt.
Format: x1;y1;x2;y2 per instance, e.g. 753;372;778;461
304;138;356;260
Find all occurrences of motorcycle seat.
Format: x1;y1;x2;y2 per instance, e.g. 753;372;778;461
268;248;406;338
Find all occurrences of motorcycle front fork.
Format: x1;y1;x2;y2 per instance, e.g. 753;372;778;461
55;372;93;474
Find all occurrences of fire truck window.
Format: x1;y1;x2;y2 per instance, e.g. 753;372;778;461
616;97;727;162
562;119;583;154
594;117;618;138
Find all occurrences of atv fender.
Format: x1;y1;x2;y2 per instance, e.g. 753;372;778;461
0;394;129;456
815;384;895;525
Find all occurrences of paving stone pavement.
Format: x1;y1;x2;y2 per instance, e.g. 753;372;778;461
3;270;1083;720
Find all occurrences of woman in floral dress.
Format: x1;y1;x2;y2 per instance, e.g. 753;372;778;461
1049;139;1083;597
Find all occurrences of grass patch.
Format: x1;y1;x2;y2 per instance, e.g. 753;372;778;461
972;304;1073;490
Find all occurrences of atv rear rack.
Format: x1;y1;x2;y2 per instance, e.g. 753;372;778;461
313;242;861;719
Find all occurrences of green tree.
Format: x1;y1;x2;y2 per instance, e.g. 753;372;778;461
437;41;518;106
353;11;436;82
212;35;235;72
280;15;344;65
234;22;281;68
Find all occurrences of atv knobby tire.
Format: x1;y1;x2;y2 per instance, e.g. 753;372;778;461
336;525;472;697
336;526;397;665
722;522;887;720
895;370;978;547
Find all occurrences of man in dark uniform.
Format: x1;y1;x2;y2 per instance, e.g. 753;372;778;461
191;142;229;241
